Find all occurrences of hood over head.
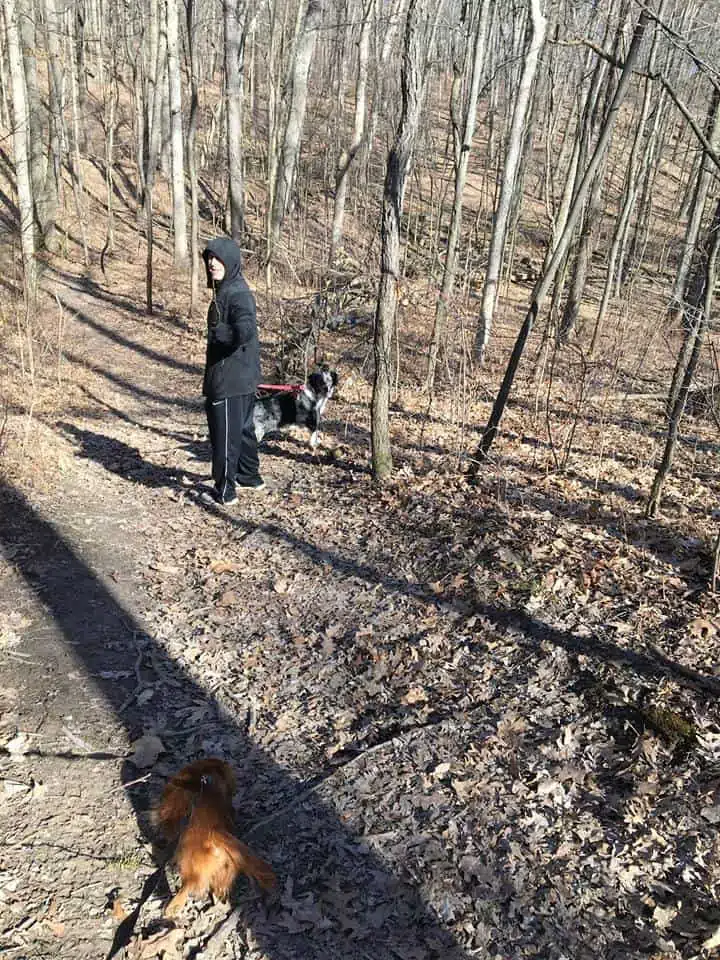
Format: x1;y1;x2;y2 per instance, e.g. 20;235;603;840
202;237;243;288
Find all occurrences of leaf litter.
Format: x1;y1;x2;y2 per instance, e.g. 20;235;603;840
2;267;720;959
132;447;720;960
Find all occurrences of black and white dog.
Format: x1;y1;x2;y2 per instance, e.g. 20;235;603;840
254;368;338;448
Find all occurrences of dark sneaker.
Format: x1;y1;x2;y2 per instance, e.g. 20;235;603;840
236;477;266;491
198;488;238;506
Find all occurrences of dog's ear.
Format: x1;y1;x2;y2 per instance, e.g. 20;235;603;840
331;371;338;387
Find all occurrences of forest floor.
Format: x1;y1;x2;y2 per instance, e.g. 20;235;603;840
2;245;720;960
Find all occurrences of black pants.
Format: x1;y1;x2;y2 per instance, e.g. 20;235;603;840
205;394;260;501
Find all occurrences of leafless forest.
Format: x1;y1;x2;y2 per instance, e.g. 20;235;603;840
2;0;720;958
2;0;720;492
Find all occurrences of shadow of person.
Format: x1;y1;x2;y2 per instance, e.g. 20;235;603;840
0;481;468;960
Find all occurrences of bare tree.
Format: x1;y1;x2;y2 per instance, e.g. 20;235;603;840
670;90;720;321
3;0;35;299
540;31;609;337
561;8;638;345
74;1;89;153
269;0;324;257
225;0;248;241
66;3;89;264
590;4;666;352
475;0;547;360
96;0;120;261
666;132;720;417
18;0;46;237
39;0;62;249
329;0;372;265
144;0;166;313
186;0;201;315
474;7;649;463
647;194;720;518
372;0;437;480
426;0;492;392
360;0;409;188
166;0;189;265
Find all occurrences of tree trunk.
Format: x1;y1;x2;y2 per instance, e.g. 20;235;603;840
371;0;432;481
40;0;62;249
269;0;324;256
3;0;35;300
667;181;720;416
96;10;118;260
18;0;46;238
264;0;286;269
187;0;200;316
647;195;720;518
360;0;409;189
166;0;188;265
590;9;665;352
225;0;247;241
329;0;372;265
475;0;546;360
66;5;90;265
143;0;163;207
616;83;668;290
74;2;89;153
0;19;10;128
474;8;649;464
145;0;165;314
670;90;720;323
426;0;492;393
558;11;632;343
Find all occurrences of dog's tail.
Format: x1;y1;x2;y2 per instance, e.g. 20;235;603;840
156;759;236;840
222;833;277;890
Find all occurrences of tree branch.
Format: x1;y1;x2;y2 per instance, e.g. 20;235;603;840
636;1;720;94
653;73;720;174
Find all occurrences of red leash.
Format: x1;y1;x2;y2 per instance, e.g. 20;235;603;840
257;383;304;394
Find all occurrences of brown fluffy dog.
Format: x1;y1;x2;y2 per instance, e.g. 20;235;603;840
156;758;276;916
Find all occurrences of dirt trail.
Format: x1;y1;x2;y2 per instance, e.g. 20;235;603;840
0;265;218;958
2;261;720;960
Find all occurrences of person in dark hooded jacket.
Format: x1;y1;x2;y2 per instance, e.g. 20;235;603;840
201;237;264;504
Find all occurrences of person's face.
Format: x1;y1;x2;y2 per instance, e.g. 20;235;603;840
208;254;226;282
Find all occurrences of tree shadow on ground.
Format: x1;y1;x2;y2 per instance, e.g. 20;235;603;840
54;296;202;377
64;351;200;411
58;424;207;489
58;427;720;701
0;481;470;960
505;394;720;458
496;450;717;524
46;264;196;336
490;474;713;587
88;157;139;213
0;273;22;297
319;412;452;461
76;388;203;448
